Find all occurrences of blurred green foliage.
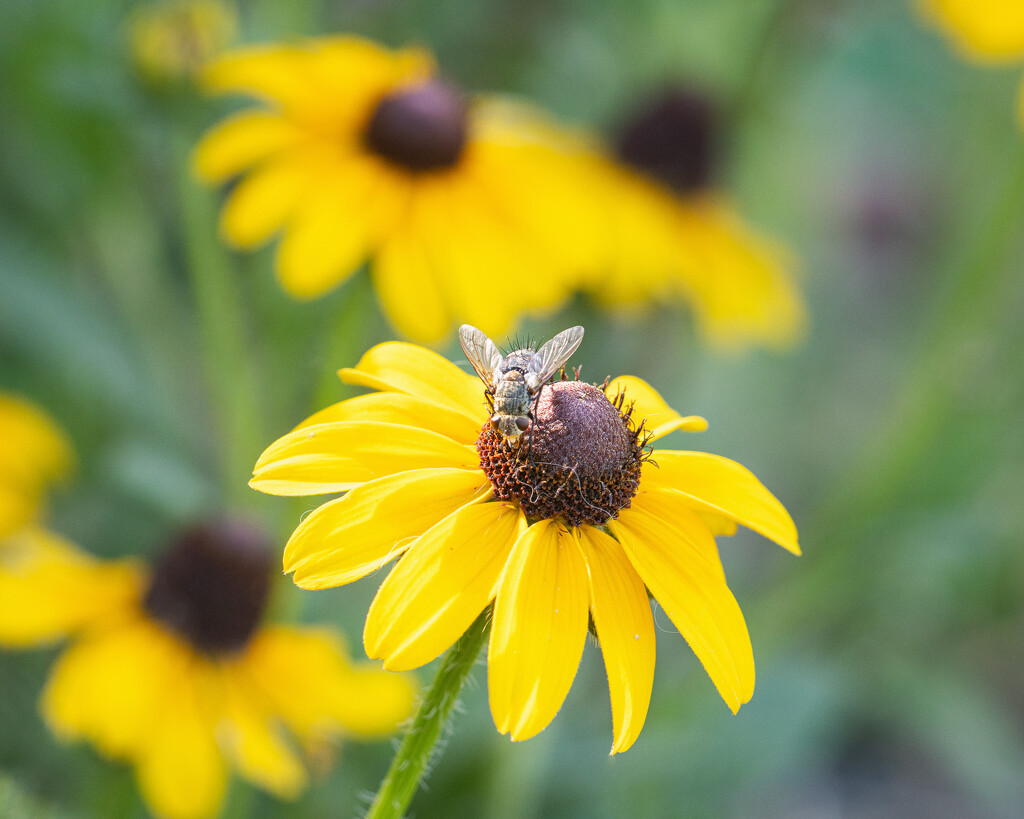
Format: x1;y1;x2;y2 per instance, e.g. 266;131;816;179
2;0;1023;817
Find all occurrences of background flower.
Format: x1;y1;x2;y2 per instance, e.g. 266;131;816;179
0;521;414;819
194;36;603;342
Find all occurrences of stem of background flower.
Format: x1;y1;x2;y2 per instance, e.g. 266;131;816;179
760;141;1024;640
310;271;375;414
174;131;265;510
366;609;491;819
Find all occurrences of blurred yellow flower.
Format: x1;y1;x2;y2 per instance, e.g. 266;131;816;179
193;36;601;343
919;0;1024;62
588;89;807;351
919;0;1024;127
128;0;237;83
0;521;415;819
0;394;72;539
250;338;799;753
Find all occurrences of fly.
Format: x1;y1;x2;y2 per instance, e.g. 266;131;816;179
459;324;585;443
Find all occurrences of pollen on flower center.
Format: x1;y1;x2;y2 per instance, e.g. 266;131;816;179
476;381;647;527
143;518;273;654
364;79;468;172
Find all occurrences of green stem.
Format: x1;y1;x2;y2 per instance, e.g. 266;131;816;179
174;131;264;509
367;609;491;819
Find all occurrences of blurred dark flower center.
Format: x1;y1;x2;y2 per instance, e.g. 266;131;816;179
365;80;468;172
143;519;273;654
477;381;646;527
614;89;718;194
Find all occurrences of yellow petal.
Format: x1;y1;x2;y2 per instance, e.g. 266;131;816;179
608;495;754;712
200;43;321;111
250;421;478;496
42;618;188;758
192;111;304;183
0;487;35;541
135;665;228;819
642;451;799;555
0;394;72;536
284;467;490;589
218;152;318;249
370;195;453;344
322;662;417;739
275;156;400;300
576;525;655;754
428;168;563;335
605;376;707;441
217;663;307;800
338;341;487;424
488;520;589;741
296;387;481;445
242;626;414;741
676;201;806;352
0;528;143;646
919;0;1024;62
365;501;526;670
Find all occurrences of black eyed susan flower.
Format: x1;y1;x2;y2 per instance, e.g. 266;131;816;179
0;520;415;819
251;336;799;753
193;36;600;343
0;394;72;539
586;87;807;351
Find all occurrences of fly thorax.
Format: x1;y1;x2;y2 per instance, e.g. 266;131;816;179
476;381;648;526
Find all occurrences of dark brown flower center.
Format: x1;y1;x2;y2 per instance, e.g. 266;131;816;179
364;79;468;172
614;88;718;194
143;518;273;655
477;381;647;527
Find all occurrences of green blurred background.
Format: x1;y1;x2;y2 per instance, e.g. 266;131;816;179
2;0;1023;816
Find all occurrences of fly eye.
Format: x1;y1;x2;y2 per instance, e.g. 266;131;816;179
515;417;530;432
490;417;501;430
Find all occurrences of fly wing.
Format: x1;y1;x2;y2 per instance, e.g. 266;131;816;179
458;324;504;387
528;326;585;388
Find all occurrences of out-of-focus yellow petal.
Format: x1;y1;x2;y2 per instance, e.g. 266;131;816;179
919;0;1024;62
284;467;489;589
0;489;35;543
605;376;707;440
135;664;227;819
488;519;589;741
0;395;73;536
200;43;321;111
576;525;655;754
443;152;570;326
642;451;799;555
250;421;478;496
42;618;188;759
0;529;143;646
296;392;481;445
676;201;807;352
217;664;307;800
338;341;487;424
218;152;319;249
275;156;405;300
192;111;304;183
608;494;754;713
242;627;414;743
365;502;526;670
370;195;452;344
